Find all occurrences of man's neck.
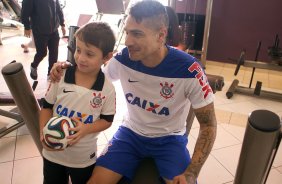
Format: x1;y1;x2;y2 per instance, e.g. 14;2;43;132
141;45;168;68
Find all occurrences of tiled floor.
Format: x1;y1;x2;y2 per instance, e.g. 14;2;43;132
0;30;282;184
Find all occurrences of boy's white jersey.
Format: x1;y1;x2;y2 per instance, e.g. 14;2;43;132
43;67;116;168
103;46;214;137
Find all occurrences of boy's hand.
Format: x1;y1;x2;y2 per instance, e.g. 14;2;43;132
67;118;89;146
50;61;72;82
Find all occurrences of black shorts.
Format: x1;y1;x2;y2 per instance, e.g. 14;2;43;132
43;157;95;184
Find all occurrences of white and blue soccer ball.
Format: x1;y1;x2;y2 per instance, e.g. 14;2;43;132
43;116;76;150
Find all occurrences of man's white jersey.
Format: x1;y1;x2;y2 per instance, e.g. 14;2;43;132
43;66;116;168
103;46;214;137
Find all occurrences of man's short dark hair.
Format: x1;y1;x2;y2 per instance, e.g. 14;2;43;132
129;0;168;31
75;22;116;57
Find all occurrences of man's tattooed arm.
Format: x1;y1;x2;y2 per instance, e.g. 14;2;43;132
185;102;217;179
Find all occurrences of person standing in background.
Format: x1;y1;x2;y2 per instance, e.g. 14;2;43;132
21;0;66;80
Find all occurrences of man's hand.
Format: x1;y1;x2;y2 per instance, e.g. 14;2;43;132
49;61;71;82
24;29;31;37
173;172;196;184
61;26;66;37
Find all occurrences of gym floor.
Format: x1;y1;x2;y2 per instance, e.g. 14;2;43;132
0;29;282;184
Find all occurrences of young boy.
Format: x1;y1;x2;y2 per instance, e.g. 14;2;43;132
39;22;116;184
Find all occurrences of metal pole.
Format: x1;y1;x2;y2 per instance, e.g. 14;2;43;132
1;62;42;154
233;110;281;184
200;0;213;67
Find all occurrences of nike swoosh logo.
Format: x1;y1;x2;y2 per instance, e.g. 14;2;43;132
128;79;139;83
63;89;74;93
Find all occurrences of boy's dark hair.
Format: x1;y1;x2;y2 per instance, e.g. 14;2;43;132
75;22;116;57
129;0;168;31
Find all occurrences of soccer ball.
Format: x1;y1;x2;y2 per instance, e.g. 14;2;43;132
43;116;76;150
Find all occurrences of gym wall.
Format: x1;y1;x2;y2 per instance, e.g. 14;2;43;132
171;0;282;63
208;0;282;63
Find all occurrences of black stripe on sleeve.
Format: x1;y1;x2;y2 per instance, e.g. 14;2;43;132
41;98;54;109
100;114;114;123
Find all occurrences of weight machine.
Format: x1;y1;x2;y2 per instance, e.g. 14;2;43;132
0;0;23;45
226;35;282;101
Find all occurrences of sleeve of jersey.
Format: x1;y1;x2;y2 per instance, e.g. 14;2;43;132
186;62;215;109
102;57;120;82
42;80;59;109
100;85;116;123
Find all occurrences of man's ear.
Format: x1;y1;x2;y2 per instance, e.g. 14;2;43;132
158;27;168;43
102;52;114;64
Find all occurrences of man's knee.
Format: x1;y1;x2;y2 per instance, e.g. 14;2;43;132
88;166;122;184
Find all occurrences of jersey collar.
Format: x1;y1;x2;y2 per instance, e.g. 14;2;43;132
64;64;105;91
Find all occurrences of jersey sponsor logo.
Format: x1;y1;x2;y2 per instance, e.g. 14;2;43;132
55;104;94;124
125;93;169;116
160;82;174;99
188;62;213;98
90;92;105;108
63;89;74;93
128;78;139;83
90;152;96;159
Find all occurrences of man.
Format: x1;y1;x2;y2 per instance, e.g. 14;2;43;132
51;1;217;183
21;0;66;80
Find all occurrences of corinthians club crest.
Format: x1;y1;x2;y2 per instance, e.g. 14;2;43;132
90;92;105;108
160;82;174;99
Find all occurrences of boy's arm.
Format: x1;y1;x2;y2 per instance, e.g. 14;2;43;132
68;85;115;146
67;119;112;146
186;102;217;180
39;108;53;139
84;119;112;134
50;62;71;82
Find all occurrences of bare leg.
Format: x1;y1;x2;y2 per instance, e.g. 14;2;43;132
87;166;122;184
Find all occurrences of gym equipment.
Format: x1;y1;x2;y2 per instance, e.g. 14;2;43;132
268;34;282;65
226;40;282;101
179;0;197;50
95;0;129;51
67;26;79;65
95;0;125;20
0;61;39;138
0;0;23;45
0;107;23;137
1;61;42;153
0;0;21;20
169;0;213;66
234;109;282;184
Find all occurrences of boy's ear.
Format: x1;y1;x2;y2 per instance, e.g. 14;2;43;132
102;52;114;64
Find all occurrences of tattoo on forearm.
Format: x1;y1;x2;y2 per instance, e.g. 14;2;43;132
194;108;216;125
187;105;217;177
